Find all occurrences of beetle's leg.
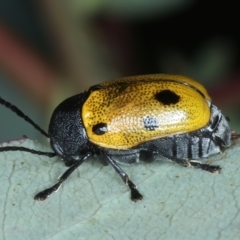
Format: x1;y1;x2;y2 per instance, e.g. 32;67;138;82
104;155;143;202
34;152;92;201
160;152;221;174
189;160;221;173
171;157;221;173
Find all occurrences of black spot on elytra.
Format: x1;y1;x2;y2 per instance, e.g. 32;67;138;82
155;90;180;105
92;123;108;135
143;116;159;131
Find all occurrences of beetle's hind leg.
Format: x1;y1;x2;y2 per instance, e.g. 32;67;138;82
189;160;221;173
172;157;221;173
104;155;143;202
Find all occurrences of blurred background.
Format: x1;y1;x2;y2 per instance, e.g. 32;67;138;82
0;0;239;143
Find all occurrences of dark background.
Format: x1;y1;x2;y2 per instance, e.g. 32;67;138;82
0;0;239;142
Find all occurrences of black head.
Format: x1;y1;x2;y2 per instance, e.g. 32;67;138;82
49;93;91;158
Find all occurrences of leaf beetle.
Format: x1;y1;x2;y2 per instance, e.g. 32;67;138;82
0;74;232;202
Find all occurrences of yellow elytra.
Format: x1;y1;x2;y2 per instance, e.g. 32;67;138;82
82;74;211;149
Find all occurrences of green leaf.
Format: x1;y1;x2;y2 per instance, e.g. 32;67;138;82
1;138;240;240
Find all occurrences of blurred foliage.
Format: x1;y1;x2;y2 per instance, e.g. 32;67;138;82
0;0;239;142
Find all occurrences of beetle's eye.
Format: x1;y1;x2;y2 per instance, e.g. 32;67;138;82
155;90;180;105
92;123;108;135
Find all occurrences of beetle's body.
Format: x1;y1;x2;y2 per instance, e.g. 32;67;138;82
0;74;232;202
50;74;230;163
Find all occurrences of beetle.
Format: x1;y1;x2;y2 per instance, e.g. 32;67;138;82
0;74;232;202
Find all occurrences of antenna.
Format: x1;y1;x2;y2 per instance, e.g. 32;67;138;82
0;96;56;157
0;96;49;137
0;146;56;157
